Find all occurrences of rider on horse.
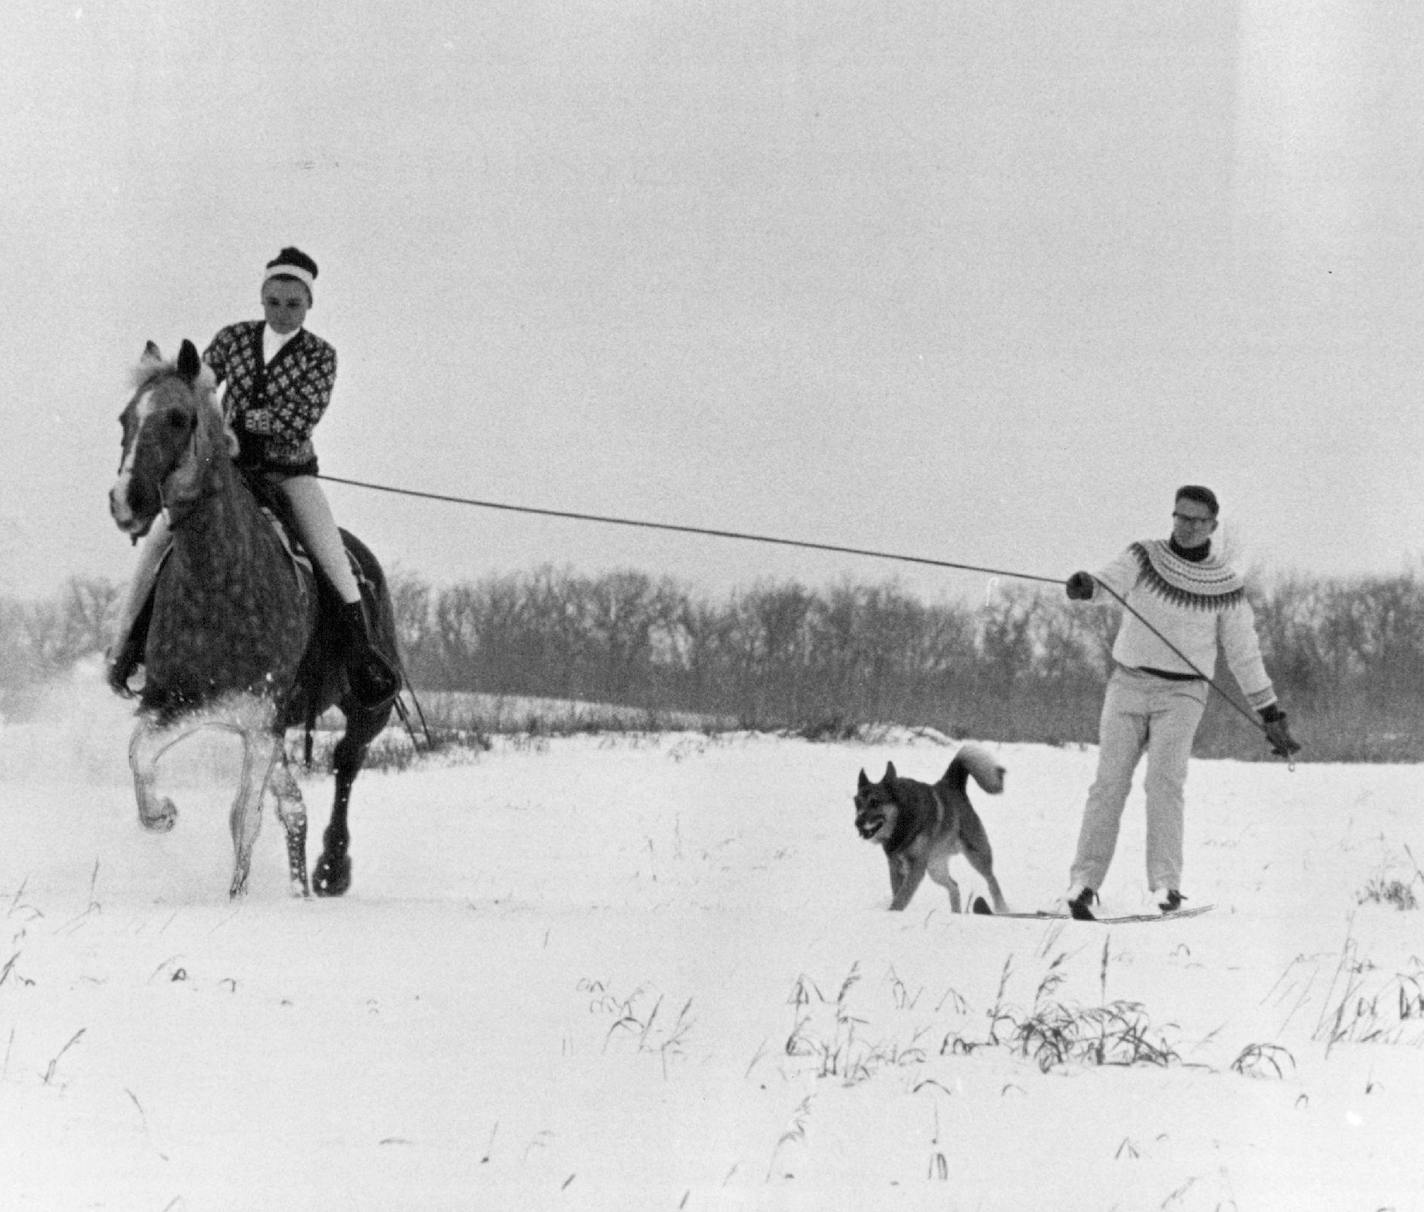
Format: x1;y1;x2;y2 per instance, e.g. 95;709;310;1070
108;246;400;710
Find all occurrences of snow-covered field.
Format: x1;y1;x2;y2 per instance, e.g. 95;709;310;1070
2;669;1423;1211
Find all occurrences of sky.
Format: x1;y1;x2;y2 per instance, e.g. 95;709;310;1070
4;1;1424;604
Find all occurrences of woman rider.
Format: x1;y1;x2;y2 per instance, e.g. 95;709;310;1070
108;246;400;710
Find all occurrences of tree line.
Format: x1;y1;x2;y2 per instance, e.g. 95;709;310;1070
6;565;1422;761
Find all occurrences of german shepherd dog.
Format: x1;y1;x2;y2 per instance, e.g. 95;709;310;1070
854;744;1009;913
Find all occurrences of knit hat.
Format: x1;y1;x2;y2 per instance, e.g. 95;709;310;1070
263;246;318;299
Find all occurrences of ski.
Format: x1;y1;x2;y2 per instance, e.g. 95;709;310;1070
984;904;1215;923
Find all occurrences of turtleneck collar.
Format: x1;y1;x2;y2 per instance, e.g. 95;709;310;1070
263;323;302;365
1169;536;1211;563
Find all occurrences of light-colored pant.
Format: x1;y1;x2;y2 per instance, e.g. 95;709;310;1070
113;475;360;648
1070;665;1209;894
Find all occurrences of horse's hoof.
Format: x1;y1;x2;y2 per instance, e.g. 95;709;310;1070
312;852;351;897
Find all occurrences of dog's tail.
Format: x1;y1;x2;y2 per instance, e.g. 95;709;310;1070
940;743;1005;796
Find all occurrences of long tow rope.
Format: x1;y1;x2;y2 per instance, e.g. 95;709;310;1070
318;473;1273;741
319;474;1063;585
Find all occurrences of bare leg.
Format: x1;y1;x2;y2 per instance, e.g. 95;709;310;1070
280;474;399;710
279;476;361;603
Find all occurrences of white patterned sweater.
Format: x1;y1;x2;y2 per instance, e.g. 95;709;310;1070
1085;540;1277;712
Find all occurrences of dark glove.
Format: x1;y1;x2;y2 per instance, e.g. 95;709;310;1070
1259;705;1301;757
1066;571;1095;600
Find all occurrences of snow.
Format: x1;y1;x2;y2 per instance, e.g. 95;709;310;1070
2;670;1423;1210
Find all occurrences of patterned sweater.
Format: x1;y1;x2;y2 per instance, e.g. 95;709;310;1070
203;320;337;474
1084;540;1277;711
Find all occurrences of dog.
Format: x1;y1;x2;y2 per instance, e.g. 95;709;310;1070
854;744;1009;913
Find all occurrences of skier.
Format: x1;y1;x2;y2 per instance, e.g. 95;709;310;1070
1060;485;1300;920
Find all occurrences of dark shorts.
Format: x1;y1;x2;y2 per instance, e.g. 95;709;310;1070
238;455;320;481
235;427;319;480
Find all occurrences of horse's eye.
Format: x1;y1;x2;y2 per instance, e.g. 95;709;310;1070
166;408;190;430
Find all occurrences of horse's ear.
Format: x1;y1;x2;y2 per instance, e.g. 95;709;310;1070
884;761;897;783
141;341;164;366
177;340;202;382
857;768;870;791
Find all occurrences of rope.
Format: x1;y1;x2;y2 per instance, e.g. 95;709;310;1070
1085;580;1266;734
318;474;1062;585
317;472;1272;739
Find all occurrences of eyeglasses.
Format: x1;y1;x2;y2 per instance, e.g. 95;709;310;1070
1172;512;1214;526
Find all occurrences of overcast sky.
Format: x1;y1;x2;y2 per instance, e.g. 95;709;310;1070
4;2;1423;604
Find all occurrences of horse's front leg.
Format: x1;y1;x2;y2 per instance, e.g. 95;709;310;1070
228;729;280;899
266;744;310;897
129;716;178;832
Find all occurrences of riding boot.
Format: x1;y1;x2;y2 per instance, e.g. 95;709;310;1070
339;599;401;711
105;633;144;698
105;590;156;698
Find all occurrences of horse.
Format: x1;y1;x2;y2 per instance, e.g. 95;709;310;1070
108;339;400;898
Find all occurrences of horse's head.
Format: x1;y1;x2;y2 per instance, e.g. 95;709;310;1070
110;340;238;541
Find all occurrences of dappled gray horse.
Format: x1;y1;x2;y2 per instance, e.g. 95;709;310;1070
108;340;399;897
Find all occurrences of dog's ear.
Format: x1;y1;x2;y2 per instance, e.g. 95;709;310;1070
857;768;870;791
884;761;897;784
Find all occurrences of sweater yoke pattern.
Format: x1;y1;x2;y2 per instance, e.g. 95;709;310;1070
1129;541;1245;612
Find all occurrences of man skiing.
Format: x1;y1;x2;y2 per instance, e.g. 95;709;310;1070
1060;485;1300;920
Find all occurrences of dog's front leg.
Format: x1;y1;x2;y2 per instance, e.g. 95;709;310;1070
888;856;926;910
